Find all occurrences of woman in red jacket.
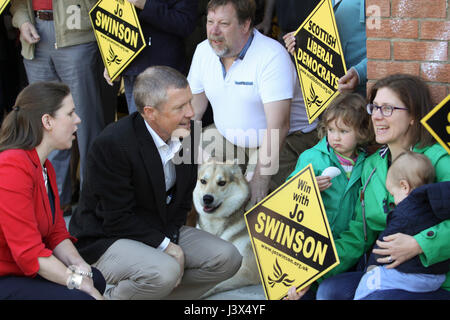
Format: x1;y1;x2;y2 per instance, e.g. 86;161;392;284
0;81;105;300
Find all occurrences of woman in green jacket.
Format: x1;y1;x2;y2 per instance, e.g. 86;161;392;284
315;74;450;300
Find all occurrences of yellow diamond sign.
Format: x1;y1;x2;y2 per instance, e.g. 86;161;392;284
421;94;450;154
245;164;339;300
90;0;146;81
293;0;347;123
0;0;10;15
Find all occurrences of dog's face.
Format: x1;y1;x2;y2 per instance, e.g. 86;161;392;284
193;159;249;218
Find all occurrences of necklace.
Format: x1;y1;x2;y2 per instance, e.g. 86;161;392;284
42;166;48;192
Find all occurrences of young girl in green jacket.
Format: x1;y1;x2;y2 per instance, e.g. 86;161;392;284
287;93;374;239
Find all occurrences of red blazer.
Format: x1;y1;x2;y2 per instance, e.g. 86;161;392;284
0;148;75;277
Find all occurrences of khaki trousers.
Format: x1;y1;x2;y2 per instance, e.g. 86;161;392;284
93;226;242;300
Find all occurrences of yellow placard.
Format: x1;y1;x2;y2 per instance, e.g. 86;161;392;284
245;164;339;300
0;0;10;15
421;94;450;154
90;0;146;81
293;0;347;123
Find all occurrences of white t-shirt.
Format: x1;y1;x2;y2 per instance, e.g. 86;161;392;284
188;29;316;148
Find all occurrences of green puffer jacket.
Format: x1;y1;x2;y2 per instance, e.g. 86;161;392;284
326;143;450;291
287;137;367;239
11;0;97;60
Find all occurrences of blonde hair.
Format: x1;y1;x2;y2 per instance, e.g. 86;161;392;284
318;93;374;147
387;151;435;189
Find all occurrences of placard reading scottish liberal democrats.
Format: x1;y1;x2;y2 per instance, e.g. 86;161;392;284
0;0;10;15
421;94;450;154
90;0;146;81
245;164;339;300
293;0;346;123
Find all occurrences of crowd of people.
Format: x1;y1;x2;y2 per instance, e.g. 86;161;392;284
0;0;448;300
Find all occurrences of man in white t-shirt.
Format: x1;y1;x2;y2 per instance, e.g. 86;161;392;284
188;0;318;207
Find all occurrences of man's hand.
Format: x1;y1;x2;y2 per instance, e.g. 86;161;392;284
127;0;147;10
246;170;270;211
19;22;40;44
282;31;296;56
103;67;121;86
164;242;185;286
338;67;359;93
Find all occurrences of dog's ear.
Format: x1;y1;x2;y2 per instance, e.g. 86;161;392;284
230;160;245;177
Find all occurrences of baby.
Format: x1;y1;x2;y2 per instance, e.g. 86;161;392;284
354;151;450;300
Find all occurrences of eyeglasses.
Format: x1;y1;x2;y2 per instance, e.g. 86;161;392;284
366;103;409;117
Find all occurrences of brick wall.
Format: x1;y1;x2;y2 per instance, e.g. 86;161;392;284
366;0;449;105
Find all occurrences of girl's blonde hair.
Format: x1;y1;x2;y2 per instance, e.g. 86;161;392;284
318;93;374;147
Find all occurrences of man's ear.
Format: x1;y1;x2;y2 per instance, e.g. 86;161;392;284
243;19;251;34
143;105;157;121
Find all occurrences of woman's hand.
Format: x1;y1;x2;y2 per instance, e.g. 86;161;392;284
372;233;423;269
79;276;105;300
283;285;310;300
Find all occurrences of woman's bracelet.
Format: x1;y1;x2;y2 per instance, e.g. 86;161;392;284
66;272;83;290
68;265;93;279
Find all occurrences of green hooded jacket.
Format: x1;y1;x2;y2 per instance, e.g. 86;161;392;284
287;137;367;239
325;143;450;291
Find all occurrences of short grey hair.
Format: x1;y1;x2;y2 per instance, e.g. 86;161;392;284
133;66;189;113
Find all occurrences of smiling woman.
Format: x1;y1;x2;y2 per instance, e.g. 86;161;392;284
0;82;105;300
315;74;450;300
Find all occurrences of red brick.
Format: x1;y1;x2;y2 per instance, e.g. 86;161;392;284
367;40;391;59
427;84;449;106
420;21;450;41
367;60;420;80
392;0;446;18
420;63;450;82
366;0;390;18
366;18;418;39
393;41;448;61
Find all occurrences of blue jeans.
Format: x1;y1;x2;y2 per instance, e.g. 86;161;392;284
317;271;450;300
123;74;137;114
317;272;364;300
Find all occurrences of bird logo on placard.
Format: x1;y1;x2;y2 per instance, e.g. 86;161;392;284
106;46;122;66
307;84;323;108
267;259;295;288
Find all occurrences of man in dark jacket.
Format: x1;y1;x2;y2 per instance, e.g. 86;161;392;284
70;66;241;300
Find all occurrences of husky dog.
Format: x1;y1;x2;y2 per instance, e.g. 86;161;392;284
193;158;260;296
